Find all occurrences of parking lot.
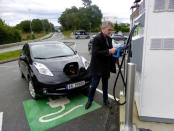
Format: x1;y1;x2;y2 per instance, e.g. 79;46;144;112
0;35;122;131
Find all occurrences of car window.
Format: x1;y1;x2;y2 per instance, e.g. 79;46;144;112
25;45;30;57
22;44;30;57
31;44;75;59
80;31;87;35
21;45;26;56
75;32;80;35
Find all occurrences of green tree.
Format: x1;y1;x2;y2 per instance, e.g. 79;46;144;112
120;25;130;32
58;6;79;30
82;0;92;7
49;22;55;32
41;19;50;32
58;5;102;32
31;19;43;33
114;23;130;33
0;23;21;44
86;5;102;31
0;18;5;25
114;23;119;32
15;20;31;33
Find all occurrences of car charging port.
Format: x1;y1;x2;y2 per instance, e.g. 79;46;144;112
63;62;79;76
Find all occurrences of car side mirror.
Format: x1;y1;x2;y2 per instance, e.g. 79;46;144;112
74;51;77;54
20;55;27;61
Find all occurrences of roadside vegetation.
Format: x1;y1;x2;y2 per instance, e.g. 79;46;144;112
62;30;73;39
21;32;49;41
0;19;21;45
114;23;130;33
0;50;21;61
0;18;55;45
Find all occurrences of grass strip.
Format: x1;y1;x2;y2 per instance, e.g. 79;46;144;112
0;50;21;61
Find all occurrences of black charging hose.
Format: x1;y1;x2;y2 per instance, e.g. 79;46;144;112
113;24;139;105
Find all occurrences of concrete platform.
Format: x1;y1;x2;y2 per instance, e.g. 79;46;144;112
120;102;174;131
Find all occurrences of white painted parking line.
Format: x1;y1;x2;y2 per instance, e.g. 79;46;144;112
0;65;18;69
116;68;124;71
96;89;114;100
0;66;9;68
0;112;3;131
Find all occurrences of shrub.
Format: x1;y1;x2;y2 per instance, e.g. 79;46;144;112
0;24;22;45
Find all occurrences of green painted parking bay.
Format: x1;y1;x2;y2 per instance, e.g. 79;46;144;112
23;94;101;131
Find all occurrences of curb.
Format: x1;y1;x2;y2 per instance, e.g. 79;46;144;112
63;42;75;46
0;58;18;64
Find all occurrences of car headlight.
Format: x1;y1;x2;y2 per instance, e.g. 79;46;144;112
33;62;54;76
81;56;89;70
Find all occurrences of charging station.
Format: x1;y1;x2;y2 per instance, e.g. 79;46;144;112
131;0;174;123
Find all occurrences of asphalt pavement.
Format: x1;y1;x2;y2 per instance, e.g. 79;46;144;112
0;34;121;131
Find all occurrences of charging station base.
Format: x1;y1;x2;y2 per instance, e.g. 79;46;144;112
120;122;137;131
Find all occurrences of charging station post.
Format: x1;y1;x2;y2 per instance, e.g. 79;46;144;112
120;63;137;131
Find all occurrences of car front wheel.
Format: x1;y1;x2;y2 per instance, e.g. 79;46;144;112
89;48;92;55
20;70;25;79
28;78;39;100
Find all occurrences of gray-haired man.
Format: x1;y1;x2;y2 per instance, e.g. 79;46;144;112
85;21;117;109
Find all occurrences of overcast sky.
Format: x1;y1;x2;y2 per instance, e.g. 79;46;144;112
0;0;134;26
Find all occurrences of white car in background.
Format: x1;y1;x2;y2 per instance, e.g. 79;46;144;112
74;30;90;39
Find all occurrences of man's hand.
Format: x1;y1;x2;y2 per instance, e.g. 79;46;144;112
109;48;117;54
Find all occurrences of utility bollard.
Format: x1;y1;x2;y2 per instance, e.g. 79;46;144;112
120;63;137;131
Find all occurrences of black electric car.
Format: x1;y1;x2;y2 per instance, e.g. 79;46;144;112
18;41;91;99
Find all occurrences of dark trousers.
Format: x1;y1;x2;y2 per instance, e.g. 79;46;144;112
88;75;109;103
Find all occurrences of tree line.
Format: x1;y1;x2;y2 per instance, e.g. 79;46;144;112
15;19;54;33
0;18;55;45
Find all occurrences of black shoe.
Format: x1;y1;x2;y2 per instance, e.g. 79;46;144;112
103;100;112;108
85;102;92;110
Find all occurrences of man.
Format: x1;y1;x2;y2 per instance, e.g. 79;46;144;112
85;21;117;109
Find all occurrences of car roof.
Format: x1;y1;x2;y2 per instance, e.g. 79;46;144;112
74;30;85;31
27;41;64;47
74;30;87;33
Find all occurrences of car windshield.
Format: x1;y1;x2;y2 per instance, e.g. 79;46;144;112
80;31;88;35
31;43;75;59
